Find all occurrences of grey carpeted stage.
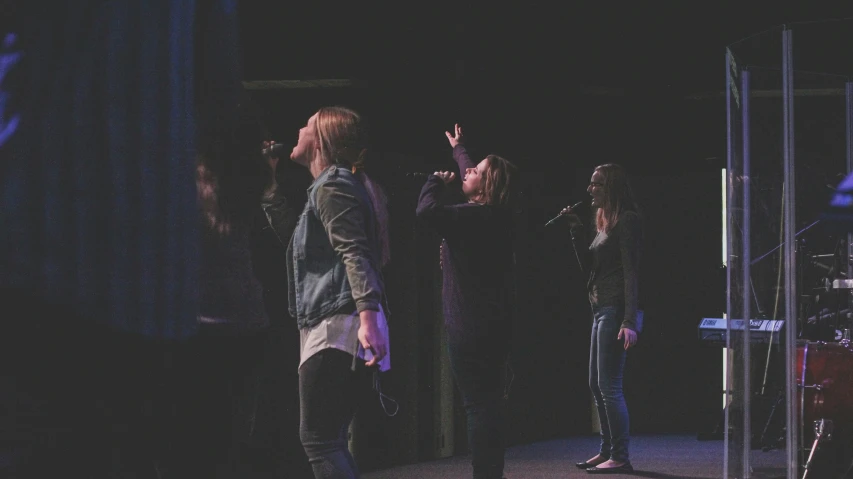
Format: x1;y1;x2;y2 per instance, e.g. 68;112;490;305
362;435;790;479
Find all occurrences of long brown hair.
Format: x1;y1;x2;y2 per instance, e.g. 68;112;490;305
196;101;272;235
480;154;517;206
314;106;390;267
594;163;638;233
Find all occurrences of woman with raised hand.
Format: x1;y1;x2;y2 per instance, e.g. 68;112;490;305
416;124;517;479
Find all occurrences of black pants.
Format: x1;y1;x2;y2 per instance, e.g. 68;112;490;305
299;348;371;479
245;323;313;479
173;323;311;479
170;324;268;479
448;340;509;479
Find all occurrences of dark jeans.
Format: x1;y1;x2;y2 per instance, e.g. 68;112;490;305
247;323;313;479
449;340;509;479
299;348;370;479
170;324;268;479
589;305;630;463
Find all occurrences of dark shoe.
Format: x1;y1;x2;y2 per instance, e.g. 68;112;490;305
575;456;609;469
586;462;633;474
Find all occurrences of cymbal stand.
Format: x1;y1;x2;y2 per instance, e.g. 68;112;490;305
801;418;832;479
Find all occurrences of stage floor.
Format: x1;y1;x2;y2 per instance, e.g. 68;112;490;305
362;434;793;479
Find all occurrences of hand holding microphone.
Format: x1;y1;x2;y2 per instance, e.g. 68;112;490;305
545;200;585;227
262;141;287;173
433;171;456;184
262;141;286;158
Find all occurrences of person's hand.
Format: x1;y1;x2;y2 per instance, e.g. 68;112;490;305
359;310;387;367
444;123;464;148
618;327;637;350
433;171;456;184
262;140;281;169
560;204;583;227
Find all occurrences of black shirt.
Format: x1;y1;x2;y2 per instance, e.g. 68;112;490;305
416;145;515;347
572;210;642;330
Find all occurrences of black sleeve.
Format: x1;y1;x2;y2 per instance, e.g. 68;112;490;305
416;175;493;238
617;211;642;330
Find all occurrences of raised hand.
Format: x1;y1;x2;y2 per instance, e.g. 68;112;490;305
444;123;464;148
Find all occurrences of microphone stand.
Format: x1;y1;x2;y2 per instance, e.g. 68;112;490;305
545;203;586;273
545;215;585;274
544;212;566;227
569;227;585;275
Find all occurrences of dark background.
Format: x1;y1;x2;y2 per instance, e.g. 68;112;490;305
236;2;853;472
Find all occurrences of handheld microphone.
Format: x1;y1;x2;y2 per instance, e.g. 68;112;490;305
544;200;585;227
405;172;430;178
262;143;287;157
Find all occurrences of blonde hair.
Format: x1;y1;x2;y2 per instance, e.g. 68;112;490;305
314;106;390;267
594;163;638;233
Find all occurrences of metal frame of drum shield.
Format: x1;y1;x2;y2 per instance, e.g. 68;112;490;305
725;26;853;479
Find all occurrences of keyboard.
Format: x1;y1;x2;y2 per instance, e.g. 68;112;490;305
698;318;784;345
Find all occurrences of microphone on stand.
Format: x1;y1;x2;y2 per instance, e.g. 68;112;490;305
546;199;588;273
544;200;585;227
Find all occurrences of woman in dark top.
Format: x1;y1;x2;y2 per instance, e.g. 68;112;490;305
416;124;517;479
562;164;642;474
183;100;277;478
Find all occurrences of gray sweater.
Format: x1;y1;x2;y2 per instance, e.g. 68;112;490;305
571;210;642;331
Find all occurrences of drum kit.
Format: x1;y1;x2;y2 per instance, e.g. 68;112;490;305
793;236;853;477
796;338;853;477
721;170;853;476
738;230;853;477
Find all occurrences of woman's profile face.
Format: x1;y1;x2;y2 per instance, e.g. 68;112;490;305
290;113;318;166
587;170;605;208
462;158;489;201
